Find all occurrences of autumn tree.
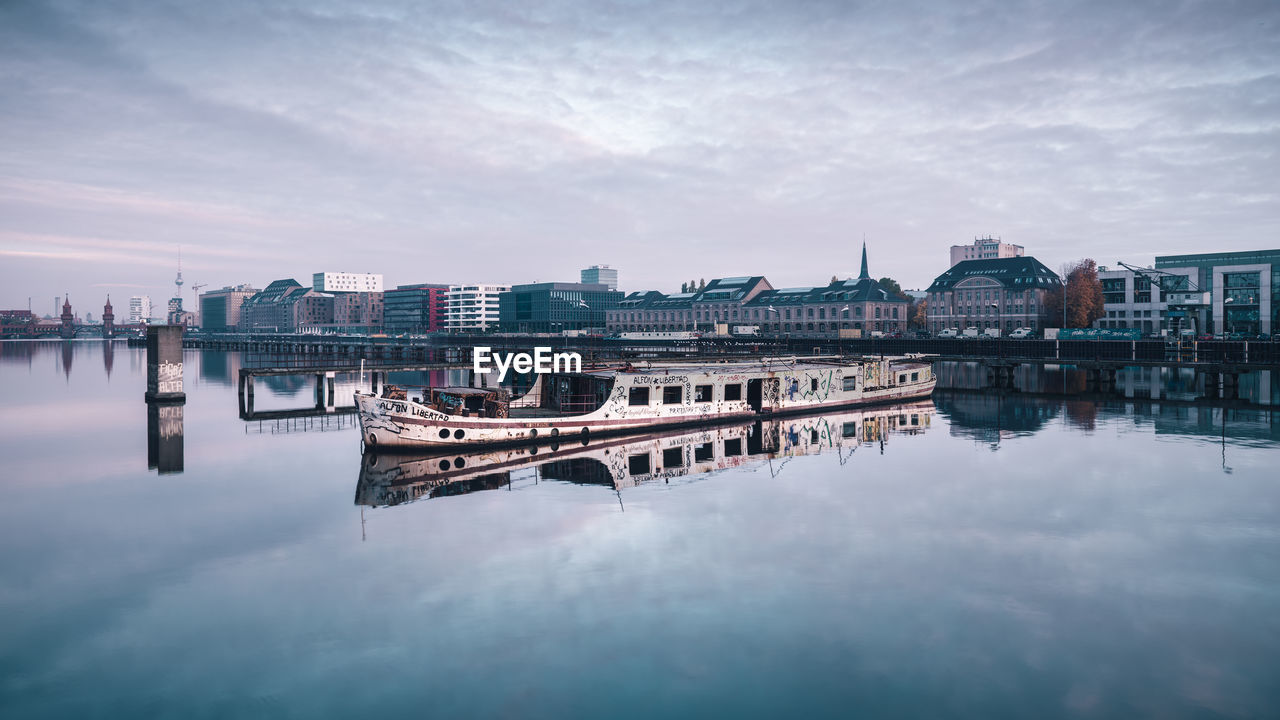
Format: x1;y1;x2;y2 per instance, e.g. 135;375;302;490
1044;259;1106;328
909;298;928;329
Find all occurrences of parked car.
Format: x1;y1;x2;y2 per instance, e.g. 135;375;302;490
937;328;958;338
870;330;885;338
1008;327;1034;339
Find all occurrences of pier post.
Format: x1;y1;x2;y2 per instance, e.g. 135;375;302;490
144;325;185;402
315;373;325;407
327;372;336;408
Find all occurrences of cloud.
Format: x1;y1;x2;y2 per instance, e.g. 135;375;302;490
1;0;1277;306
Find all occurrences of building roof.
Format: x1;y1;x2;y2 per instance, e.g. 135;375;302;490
744;277;908;307
693;276;769;302
927;256;1061;293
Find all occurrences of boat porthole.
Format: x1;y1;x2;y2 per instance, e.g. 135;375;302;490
439;459;451;471
367;434;377;446
438;429;449;439
551;428;559;438
529;446;538;455
530;429;538;438
454;457;466;468
454;429;466;440
550;442;560;452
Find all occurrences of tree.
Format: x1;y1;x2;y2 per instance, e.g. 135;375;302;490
1045;259;1105;328
698;278;706;292
877;277;910;301
680;282;688;293
909;298;928;329
830;275;839;284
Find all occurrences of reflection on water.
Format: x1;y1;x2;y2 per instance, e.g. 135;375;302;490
145;401;184;474
3;340;1280;718
357;401;934;507
936;360;1279;405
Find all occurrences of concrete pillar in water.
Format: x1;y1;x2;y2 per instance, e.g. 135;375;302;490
144;325;185;402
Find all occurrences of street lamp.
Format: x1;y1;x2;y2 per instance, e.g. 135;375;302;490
989;302;999;336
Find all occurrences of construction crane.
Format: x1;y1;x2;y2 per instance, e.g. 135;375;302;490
190;282;207;297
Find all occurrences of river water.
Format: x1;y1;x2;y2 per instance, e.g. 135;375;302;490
1;340;1278;718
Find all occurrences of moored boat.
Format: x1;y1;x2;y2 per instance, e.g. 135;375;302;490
355;355;935;450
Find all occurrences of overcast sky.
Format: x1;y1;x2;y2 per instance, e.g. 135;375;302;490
2;0;1277;314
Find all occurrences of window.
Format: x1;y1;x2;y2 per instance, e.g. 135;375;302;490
628;454;650;475
724;438;743;456
911;372;918;381
842;376;857;391
842;422;857;438
724;383;743;401
811;378;818;392
694;442;714;462
899;374;907;383
628;387;650;406
694;384;713;402
662;447;684;469
663;386;683;404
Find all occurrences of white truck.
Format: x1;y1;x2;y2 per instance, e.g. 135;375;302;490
731;325;761;337
938;328;959;338
1008;327;1034;339
983;328;1001;339
962;327;980;338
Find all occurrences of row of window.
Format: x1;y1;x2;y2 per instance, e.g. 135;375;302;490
610;305;900;323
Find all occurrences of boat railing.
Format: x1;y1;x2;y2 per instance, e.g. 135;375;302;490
556;394;601;414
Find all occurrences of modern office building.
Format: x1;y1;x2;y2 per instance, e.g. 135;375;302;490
445;284;509;333
128;296;152;324
199;285;259;332
1095;249;1280;336
950;236;1025;267
926;256;1061;334
580;265;619;291
498;282;623;333
384;284;448;334
312;272;383;294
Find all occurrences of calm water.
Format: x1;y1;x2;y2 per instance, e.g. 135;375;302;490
2;340;1279;718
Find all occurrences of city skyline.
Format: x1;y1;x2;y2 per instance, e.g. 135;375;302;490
2;0;1277;308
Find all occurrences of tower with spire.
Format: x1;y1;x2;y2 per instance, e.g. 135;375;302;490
60;294;74;338
168;250;185;323
103;296;115;338
859;241;870;280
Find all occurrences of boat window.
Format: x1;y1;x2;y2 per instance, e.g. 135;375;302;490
842;376;857;391
911;372;919;381
810;429;819;443
694;384;713;402
628;387;650;406
811;378;818;392
724;438;743;456
663;386;683;404
628;454;651;476
693;442;714;462
899;374;907;383
724;383;742;401
842;422;857;438
662;447;684;469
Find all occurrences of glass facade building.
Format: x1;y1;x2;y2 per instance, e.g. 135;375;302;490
499;282;623;333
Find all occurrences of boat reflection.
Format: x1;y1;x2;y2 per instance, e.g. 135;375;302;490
356;400;934;507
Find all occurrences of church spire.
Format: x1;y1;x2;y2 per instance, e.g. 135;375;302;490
858;241;869;280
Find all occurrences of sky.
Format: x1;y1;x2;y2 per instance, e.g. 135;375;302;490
1;0;1278;315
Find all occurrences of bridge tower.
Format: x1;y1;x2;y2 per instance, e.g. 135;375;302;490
60;295;74;339
103;296;115;338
